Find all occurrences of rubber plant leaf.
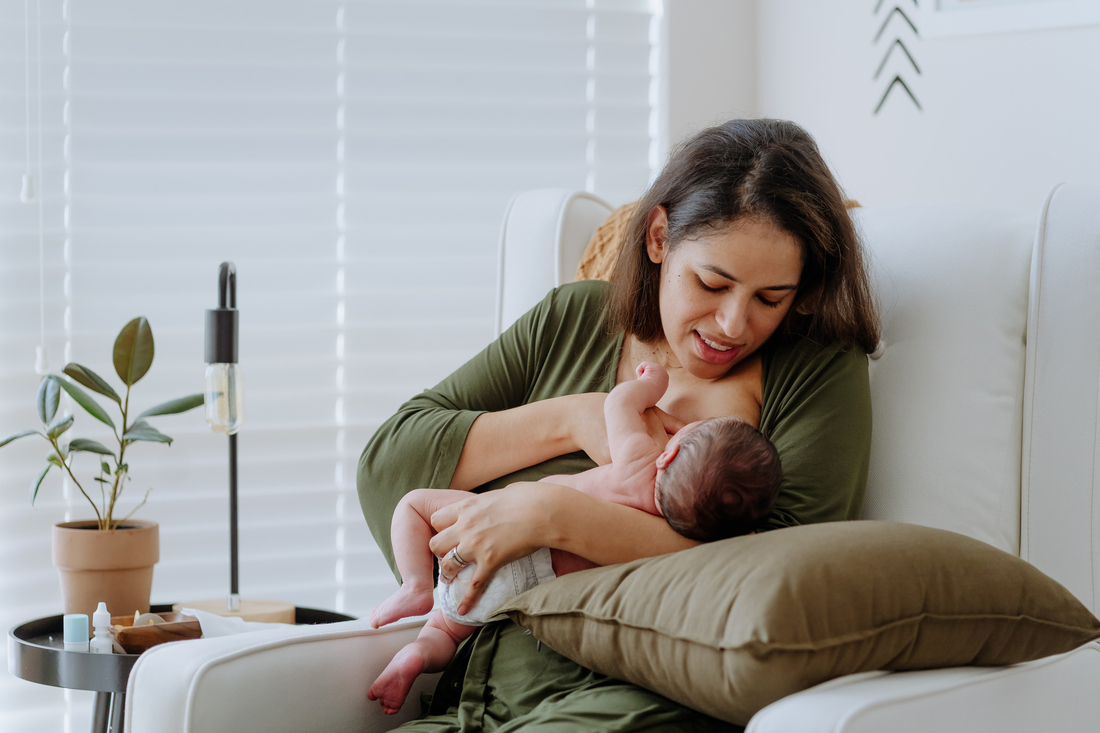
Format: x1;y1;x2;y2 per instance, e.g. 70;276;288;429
63;363;122;404
0;430;39;449
69;438;116;458
54;378;116;429
113;317;155;386
138;394;204;419
30;464;51;506
36;376;60;424
46;414;74;439
123;420;173;445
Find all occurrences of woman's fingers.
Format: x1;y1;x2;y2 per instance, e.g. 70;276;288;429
457;567;492;616
426;484;550;612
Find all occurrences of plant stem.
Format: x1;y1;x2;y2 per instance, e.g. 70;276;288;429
107;384;132;530
48;435;103;528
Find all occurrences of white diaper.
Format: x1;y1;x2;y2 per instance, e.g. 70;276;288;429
435;546;556;626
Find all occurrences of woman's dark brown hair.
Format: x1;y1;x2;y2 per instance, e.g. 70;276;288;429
606;119;880;353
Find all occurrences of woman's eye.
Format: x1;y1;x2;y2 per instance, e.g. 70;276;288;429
696;277;724;293
757;295;782;308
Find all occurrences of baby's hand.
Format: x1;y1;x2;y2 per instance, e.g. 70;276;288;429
635;361;665;380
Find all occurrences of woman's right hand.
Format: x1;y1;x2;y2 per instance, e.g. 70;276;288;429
429;483;555;614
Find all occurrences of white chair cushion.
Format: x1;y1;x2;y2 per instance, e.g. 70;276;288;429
856;205;1034;553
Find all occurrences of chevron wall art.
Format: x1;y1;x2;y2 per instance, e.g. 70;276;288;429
874;0;922;114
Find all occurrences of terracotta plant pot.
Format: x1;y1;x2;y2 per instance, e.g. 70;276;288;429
52;519;159;621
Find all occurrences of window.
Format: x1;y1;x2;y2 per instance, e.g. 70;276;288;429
0;1;660;727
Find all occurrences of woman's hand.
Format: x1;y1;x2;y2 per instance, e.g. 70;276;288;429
429;483;552;615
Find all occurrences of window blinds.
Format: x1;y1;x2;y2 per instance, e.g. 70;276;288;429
0;1;659;728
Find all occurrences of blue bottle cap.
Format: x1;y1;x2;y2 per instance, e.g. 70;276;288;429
63;613;89;642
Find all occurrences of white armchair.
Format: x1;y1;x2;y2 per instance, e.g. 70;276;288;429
125;186;1100;732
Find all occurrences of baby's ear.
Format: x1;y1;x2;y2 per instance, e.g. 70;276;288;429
655;443;680;469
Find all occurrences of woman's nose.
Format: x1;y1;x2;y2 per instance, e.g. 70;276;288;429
715;297;749;339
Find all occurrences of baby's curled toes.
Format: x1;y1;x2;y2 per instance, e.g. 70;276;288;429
369;583;435;628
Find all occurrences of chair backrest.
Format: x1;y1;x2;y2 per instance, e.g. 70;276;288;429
854;205;1035;556
1020;183;1100;614
495;189;613;336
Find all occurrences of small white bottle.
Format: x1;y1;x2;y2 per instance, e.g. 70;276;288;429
90;602;113;654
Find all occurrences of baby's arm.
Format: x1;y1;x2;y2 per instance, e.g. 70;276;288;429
605;361;669;471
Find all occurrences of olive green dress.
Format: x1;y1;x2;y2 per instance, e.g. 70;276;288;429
357;281;872;732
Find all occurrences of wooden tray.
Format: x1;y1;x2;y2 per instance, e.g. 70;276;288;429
109;612;201;654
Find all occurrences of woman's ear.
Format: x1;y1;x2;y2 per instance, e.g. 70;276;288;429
645;206;669;264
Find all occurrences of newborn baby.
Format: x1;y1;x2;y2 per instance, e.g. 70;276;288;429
367;361;782;714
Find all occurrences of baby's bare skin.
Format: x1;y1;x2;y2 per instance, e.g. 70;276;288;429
368;362;685;713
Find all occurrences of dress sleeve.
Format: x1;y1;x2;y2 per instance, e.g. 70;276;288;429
356;289;556;578
759;339;873;531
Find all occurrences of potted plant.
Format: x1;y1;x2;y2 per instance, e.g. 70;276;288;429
0;317;203;620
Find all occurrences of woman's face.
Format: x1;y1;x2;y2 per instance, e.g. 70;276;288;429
647;208;803;380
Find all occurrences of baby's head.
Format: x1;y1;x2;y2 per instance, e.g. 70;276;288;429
655;417;781;542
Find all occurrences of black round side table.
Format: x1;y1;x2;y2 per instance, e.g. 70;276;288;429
8;604;355;733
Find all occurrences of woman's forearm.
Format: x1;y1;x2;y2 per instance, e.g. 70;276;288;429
538;483;700;564
448;393;607;490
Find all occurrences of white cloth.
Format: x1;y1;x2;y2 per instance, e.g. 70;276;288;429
435;546;556;626
179;607;293;638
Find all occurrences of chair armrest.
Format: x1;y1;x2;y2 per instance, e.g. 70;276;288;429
747;642;1100;733
124;617;437;733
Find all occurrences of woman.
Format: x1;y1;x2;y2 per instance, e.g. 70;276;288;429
358;118;880;731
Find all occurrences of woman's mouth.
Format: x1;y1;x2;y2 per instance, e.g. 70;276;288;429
694;331;741;364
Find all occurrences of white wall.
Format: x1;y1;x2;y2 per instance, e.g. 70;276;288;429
755;1;1100;212
664;0;758;152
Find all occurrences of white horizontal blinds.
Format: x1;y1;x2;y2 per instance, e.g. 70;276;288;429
0;0;657;729
60;0;347;618
0;0;76;727
337;0;658;608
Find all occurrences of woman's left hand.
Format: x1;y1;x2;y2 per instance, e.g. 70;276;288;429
429;483;552;615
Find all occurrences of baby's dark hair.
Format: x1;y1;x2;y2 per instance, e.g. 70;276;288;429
657;417;782;541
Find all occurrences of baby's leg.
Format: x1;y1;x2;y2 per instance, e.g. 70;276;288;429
371;488;468;628
367;610;477;715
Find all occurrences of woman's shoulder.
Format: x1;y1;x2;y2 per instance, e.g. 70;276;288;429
548;279;611;311
761;335;870;406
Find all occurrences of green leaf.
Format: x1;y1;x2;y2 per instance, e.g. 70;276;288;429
30;464;51;506
93;476;109;483
54;378;116;429
63;363;122;404
113;317;155;386
69;438;116;458
138;394;204;419
37;377;60;424
0;429;39;449
46;449;65;467
101;461;111;473
123;420;173;445
46;414;74;439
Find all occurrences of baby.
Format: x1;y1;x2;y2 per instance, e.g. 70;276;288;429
366;361;782;714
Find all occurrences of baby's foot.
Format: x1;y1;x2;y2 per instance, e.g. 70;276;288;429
367;645;427;715
370;582;434;628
